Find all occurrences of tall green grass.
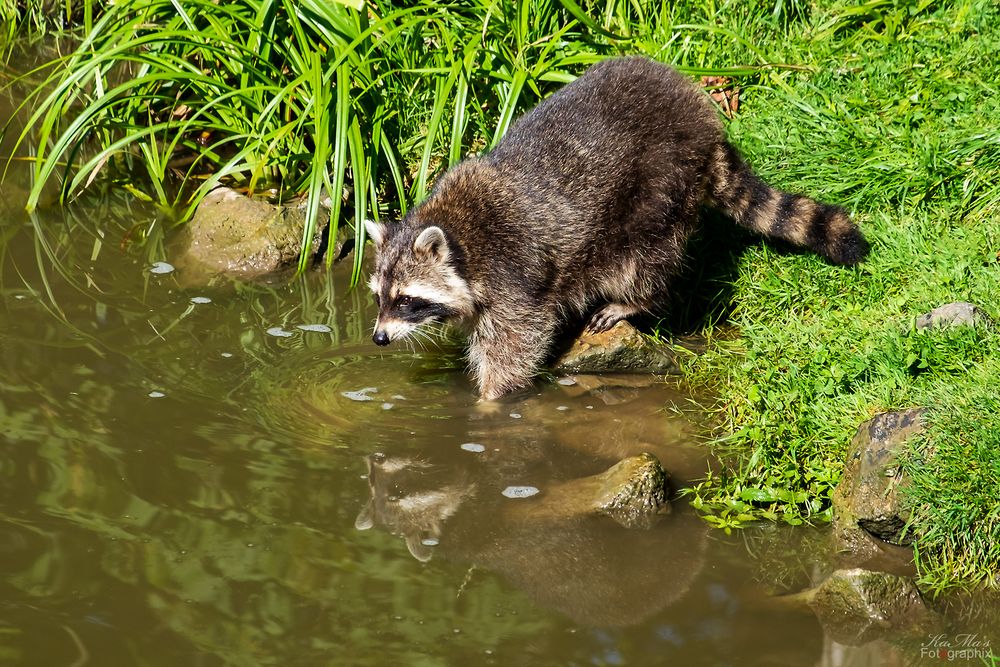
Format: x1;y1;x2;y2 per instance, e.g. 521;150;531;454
4;0;808;282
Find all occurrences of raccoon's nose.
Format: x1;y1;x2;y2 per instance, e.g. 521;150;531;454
373;330;390;346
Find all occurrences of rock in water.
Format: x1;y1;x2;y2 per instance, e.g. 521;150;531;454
808;569;937;645
552;322;679;374
592;453;671;529
832;408;926;559
176;187;328;282
517;453;672;529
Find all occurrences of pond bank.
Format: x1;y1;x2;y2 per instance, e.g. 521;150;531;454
675;2;1000;592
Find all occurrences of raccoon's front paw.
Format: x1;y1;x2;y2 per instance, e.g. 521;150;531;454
473;397;504;415
586;303;637;333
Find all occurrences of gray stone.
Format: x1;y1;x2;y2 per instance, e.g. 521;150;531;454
552;322;679;375
915;301;988;330
808;568;937;645
176;187;328;281
832;409;926;559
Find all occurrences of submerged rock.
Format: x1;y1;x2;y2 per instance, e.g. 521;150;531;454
807;568;937;644
592;453;671;528
915;301;988;330
176;187;328;281
554;373;659;406
552;322;679;375
561;374;659;391
832;408;926;560
520;452;672;529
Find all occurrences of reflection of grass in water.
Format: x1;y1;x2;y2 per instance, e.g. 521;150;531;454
2;186;378;435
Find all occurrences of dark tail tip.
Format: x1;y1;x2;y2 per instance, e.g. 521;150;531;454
826;225;870;266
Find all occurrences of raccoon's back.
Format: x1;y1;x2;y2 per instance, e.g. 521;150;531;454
486;57;721;229
418;58;724;303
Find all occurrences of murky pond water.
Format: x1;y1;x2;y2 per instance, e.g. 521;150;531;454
1;188;997;666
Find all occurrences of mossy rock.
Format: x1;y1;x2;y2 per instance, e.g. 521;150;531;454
832;408;926;559
592;452;672;529
176;187;328;282
552;322;679;375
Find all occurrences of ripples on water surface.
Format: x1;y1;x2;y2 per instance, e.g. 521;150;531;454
0;191;996;666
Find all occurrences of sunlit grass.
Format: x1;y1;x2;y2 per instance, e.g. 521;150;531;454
680;0;1000;591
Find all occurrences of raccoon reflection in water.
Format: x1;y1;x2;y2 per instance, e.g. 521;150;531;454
366;56;868;400
354;449;708;627
351;367;715;625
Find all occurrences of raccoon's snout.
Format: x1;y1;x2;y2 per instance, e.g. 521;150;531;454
373;330;390;346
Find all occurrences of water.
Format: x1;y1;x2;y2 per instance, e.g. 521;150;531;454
0;189;997;665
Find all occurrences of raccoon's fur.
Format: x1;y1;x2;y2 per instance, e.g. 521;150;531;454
366;56;868;400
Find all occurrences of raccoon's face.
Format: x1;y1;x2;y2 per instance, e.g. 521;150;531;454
365;220;475;347
354;452;475;562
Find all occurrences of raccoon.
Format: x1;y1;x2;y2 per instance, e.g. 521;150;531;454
366;56;868;400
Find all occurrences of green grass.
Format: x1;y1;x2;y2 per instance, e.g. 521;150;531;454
678;0;1000;591
903;376;1000;595
1;2;95;47
4;0;1000;590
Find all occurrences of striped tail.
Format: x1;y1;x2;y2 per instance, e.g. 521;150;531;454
708;142;869;266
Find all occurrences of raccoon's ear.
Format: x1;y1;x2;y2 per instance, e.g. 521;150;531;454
354;500;375;531
413;226;449;263
364;219;387;247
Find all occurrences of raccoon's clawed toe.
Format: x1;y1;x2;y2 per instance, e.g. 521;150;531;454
586;315;615;333
587;304;636;333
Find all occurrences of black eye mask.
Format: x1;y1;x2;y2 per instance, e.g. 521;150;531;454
394;296;458;323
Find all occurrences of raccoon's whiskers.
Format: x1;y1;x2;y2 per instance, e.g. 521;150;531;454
411;328;435;351
409;332;429;352
414;326;443;350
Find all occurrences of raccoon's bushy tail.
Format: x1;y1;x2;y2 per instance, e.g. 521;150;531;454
708;142;869;266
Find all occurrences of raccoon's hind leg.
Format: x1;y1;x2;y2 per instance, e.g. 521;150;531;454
587;253;679;332
468;310;557;400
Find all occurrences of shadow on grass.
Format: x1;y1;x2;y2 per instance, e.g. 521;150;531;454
645;209;758;337
546;209;759;362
